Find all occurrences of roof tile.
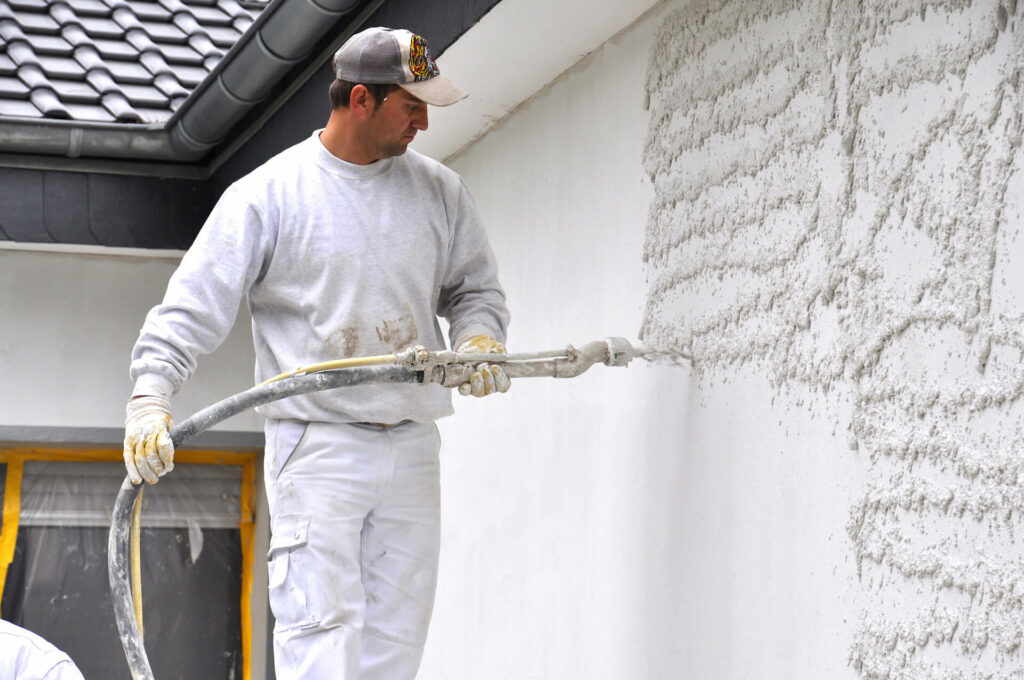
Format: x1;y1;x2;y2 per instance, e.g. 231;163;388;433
10;10;60;35
48;78;101;103
141;20;188;44
159;43;204;65
28;35;74;56
8;0;49;10
100;92;141;122
105;60;152;84
29;88;70;118
62;101;115;122
85;69;119;94
79;16;123;39
91;38;139;59
0;0;264;124
0;54;16;75
0;76;30;98
0;98;41;116
71;0;113;17
203;24;241;48
187;6;232;26
169;64;208;88
131;3;173;22
153;73;189;99
36;55;87;79
120;83;170;107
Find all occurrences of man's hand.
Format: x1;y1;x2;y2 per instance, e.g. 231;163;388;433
123;396;174;485
455;335;511;397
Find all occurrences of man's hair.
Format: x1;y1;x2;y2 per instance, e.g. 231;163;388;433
329;80;398;109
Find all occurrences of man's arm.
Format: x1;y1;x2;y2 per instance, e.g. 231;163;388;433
437;179;511;397
125;185;273;483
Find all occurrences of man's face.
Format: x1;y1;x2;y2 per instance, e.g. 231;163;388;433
364;87;429;160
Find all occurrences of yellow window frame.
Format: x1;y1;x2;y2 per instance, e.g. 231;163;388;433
0;446;258;680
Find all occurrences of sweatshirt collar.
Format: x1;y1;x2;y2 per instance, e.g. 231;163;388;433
310;129;396;178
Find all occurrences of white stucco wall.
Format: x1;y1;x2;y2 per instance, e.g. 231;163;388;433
423;0;1024;679
0;245;261;433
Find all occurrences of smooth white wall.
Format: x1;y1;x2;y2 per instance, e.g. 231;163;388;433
0;246;261;432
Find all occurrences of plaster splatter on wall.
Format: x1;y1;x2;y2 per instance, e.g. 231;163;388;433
643;0;1024;677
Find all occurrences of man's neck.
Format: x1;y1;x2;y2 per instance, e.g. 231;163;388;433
319;111;379;165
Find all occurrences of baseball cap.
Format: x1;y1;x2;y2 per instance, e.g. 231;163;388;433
333;27;467;107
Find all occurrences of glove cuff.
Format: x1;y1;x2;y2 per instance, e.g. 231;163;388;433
455;334;506;354
126;395;171;421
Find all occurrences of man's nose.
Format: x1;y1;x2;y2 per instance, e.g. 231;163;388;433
412;106;428;131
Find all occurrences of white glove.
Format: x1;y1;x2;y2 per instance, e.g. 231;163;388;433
455;335;511;397
123;396;174;485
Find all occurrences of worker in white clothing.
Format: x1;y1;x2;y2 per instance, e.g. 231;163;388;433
122;26;510;680
0;620;85;680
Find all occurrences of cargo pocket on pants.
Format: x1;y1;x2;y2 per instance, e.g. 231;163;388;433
268;515;319;632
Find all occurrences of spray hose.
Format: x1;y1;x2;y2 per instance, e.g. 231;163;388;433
108;338;686;680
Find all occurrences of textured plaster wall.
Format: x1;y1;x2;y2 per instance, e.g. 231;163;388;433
424;0;1024;678
641;0;1024;678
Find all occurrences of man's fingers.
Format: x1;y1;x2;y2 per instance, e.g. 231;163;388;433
156;429;175;475
458;364;510;397
123;442;143;485
469;370;484;397
133;441;159;485
480;364;496;396
145;430;167;475
492;365;511;393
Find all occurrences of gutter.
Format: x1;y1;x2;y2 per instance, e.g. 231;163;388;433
0;0;385;179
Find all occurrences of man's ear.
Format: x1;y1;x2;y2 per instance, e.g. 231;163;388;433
349;84;373;117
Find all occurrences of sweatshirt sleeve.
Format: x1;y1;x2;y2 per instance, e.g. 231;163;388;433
129;184;274;398
437;179;511;348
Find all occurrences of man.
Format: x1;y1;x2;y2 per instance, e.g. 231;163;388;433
0;620;85;680
123;27;510;679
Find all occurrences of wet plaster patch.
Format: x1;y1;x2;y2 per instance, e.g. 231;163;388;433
642;0;1024;677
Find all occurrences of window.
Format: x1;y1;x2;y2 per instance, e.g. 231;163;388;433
0;449;257;680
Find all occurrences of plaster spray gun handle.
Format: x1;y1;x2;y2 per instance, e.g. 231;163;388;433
399;336;640;386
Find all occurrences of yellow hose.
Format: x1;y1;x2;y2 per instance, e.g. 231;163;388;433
258;354;398;386
131;488;144;638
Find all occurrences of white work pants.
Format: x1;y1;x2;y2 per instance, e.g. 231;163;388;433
264;419;442;680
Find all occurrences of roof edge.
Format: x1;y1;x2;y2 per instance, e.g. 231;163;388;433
0;0;376;176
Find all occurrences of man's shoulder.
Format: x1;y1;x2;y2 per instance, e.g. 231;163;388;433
232;135;315;192
401;148;464;188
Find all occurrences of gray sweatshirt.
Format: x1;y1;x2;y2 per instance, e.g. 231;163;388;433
130;131;509;423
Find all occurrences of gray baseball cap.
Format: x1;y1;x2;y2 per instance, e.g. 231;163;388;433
333;27;467;107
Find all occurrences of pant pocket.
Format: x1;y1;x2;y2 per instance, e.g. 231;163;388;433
268;515;320;632
273;420;310;477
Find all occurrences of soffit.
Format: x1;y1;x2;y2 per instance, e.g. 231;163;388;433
413;0;664;162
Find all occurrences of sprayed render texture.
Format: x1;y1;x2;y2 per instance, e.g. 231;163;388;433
643;0;1024;677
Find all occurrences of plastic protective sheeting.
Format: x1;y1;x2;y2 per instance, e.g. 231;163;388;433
19;461;243;529
1;461;244;680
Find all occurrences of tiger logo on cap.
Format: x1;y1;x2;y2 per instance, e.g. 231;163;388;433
409;34;439;82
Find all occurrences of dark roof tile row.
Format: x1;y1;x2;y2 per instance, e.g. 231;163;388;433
0;0;264;124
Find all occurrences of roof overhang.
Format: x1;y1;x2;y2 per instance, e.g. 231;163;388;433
0;0;379;178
